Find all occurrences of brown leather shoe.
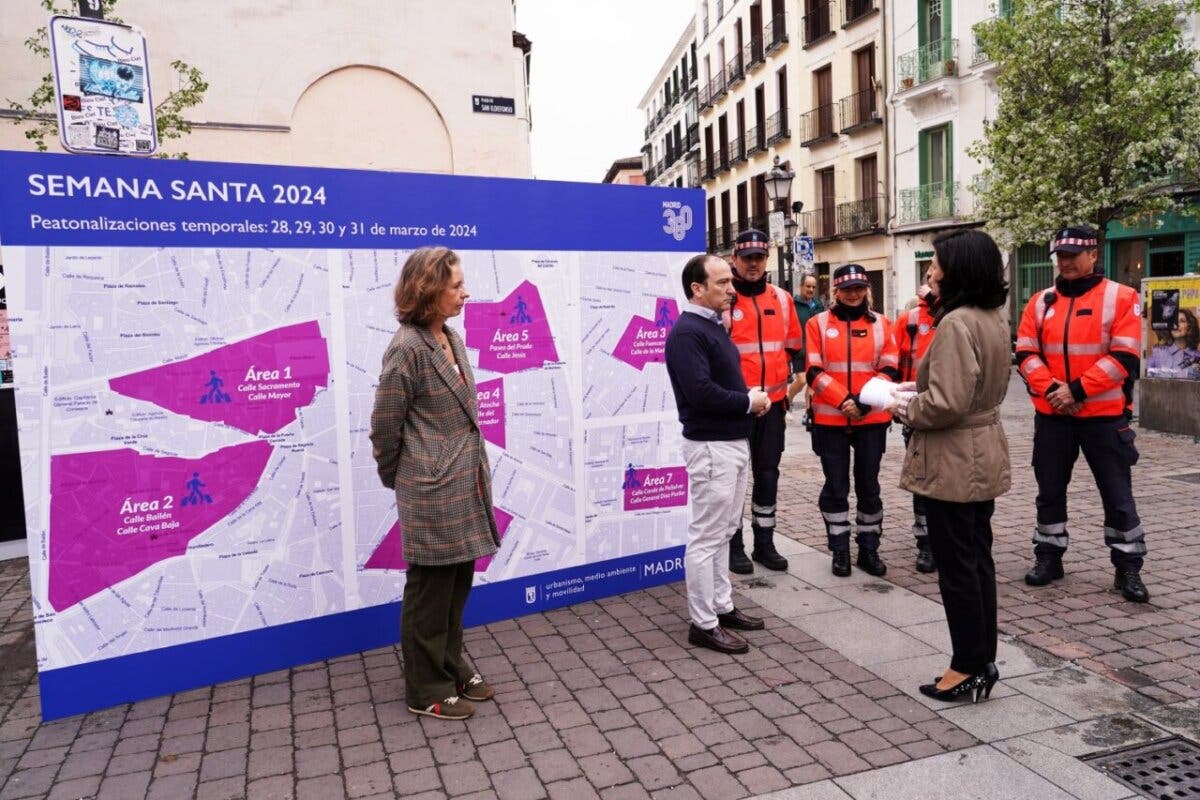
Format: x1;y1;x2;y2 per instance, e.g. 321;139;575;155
688;624;749;654
717;608;765;631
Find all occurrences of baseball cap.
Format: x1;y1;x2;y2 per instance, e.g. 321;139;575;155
832;263;870;289
1049;226;1099;254
733;229;770;257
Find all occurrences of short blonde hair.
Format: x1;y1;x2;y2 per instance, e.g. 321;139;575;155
394;247;458;325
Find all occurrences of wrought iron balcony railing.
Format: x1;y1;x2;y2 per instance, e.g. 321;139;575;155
731;135;747;165
799;105;836;146
744;39;766;71
765;110;790;144
745;125;764;156
972;17;996;65
802;2;834;46
764;14;788;53
718;146;731;173
844;0;877;24
898;182;960;225
698;83;712;110
727;51;745;86
836;196;884;235
710;70;728;102
800;207;837;240
686;123;700;150
897;39;960;90
838;88;880;131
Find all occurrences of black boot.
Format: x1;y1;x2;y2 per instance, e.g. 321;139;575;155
915;539;936;573
1114;569;1150;603
751;529;789;571
831;550;851;577
729;531;753;575
857;548;887;577
1024;553;1064;586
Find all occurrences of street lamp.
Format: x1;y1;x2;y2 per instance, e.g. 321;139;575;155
783;215;799;292
763;155;796;290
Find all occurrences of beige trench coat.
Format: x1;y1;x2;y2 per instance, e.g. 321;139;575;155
899;305;1012;503
370;324;499;566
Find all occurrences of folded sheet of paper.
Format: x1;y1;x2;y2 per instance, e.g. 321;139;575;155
859;376;899;409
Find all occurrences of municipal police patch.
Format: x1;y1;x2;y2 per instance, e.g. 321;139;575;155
826;328;839;338
732;309;744;321
919;323;930;334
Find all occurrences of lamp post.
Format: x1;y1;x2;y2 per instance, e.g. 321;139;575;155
763;155;796;290
783;215;799;291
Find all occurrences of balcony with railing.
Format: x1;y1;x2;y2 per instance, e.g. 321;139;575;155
898;182;960;225
726;51;745;87
837;196;884;235
718;144;731;173
745;214;769;234
897;39;960;91
710;70;728;103
838;88;880;132
730;135;747;165
798;104;837;147
645;163;659;184
745;125;764;156
707;224;717;252
765;110;790;144
800;207;838;241
698;83;712;111
972;17;997;67
718;222;734;251
802;2;834;47
685;155;701;188
744;39;766;72
844;0;877;25
764;14;788;53
686;123;700;151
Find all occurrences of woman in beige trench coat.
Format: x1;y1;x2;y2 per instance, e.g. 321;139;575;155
370;247;500;721
892;229;1011;703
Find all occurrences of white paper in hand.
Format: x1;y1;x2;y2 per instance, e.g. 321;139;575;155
859;377;898;409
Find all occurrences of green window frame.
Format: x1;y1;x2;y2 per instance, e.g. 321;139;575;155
918;124;955;219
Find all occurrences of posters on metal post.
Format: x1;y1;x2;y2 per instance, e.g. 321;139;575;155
1143;275;1200;380
49;15;157;156
0;150;704;719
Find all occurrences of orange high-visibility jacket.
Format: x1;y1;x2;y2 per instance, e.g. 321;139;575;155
805;308;900;426
726;283;803;402
894;300;937;383
1015;276;1141;418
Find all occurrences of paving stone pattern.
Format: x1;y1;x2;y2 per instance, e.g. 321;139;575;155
778;373;1200;706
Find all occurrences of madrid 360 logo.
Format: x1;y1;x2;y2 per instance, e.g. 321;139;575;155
662;201;693;242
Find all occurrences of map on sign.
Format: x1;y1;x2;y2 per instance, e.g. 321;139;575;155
10;246;341;669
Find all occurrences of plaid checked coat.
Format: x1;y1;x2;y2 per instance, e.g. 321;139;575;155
370;323;499;566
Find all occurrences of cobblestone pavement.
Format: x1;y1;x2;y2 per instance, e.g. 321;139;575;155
777;371;1200;706
0;369;1197;800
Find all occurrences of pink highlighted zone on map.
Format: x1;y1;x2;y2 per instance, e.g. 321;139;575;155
364;507;514;573
108;320;331;435
476;377;505;448
612;298;678;371
622;465;688;512
48;440;273;611
464;281;558;374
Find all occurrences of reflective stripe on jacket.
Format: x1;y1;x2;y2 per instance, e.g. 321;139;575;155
726;283;804;401
894;301;936;383
805;308;899;426
1015;277;1141;417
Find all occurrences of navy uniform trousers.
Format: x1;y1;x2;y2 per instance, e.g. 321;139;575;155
811;424;887;552
1031;413;1146;570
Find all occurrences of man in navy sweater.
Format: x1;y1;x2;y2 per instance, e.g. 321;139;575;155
666;254;771;654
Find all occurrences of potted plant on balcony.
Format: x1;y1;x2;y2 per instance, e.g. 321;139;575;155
944;58;957;76
901;76;915;89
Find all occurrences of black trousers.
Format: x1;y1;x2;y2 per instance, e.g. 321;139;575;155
735;402;787;541
401;561;476;708
1031;413;1145;570
926;498;997;675
901;426;928;541
811;424;887;551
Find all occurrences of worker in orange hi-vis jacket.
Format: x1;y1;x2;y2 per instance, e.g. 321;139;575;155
1014;225;1148;603
895;276;938;574
804;264;900;578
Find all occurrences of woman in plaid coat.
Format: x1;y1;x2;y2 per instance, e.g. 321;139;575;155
370;246;500;721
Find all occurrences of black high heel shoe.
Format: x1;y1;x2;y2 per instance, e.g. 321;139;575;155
918;672;986;703
980;663;1000;700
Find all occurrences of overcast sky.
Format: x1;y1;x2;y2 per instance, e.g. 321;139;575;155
515;1;695;183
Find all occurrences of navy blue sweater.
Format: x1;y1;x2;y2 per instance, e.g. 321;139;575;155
665;310;752;441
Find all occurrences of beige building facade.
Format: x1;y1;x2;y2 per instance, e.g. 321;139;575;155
639;22;700;189
0;1;532;177
794;0;889;309
694;0;801;278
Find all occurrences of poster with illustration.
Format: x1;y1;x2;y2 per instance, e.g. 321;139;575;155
1144;277;1200;380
